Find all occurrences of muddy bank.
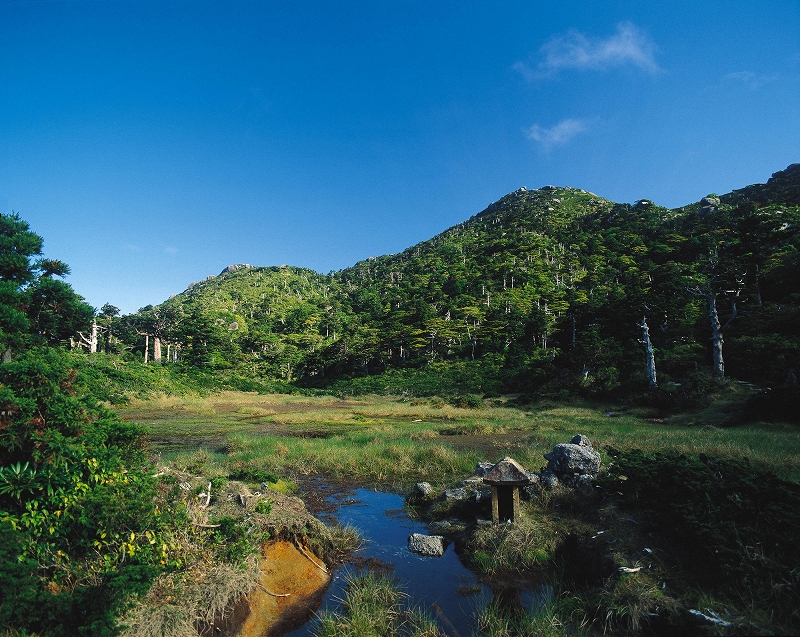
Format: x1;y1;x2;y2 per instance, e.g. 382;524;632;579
222;540;330;637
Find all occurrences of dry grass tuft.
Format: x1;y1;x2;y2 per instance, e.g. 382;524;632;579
118;559;260;637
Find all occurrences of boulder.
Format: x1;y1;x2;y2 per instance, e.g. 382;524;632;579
538;469;560;490
474;461;495;476
408;533;447;557
573;475;595;493
444;487;470;501
544;443;601;478
570;434;592;447
414;482;433;497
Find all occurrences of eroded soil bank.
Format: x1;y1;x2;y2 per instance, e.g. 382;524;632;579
234;540;330;637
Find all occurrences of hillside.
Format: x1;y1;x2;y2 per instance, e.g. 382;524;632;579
114;165;800;404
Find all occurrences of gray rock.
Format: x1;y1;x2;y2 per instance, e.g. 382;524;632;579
539;469;560;490
570;434;592;448
573;475;595;493
522;472;541;498
473;488;492;502
474;461;495;476
430;519;466;534
408;533;447;557
544;443;601;478
444;487;469;501
219;263;252;276
700;197;720;207
414;482;433;497
461;476;485;487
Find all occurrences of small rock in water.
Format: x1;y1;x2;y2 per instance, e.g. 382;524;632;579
408;533;447;557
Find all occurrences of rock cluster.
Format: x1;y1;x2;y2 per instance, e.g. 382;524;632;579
219;263;253;276
538;434;601;491
699;197;720;214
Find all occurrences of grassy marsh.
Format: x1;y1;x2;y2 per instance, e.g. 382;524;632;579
122;391;800;485
120;389;800;636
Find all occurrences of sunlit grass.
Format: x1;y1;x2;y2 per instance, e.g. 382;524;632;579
125;392;800;484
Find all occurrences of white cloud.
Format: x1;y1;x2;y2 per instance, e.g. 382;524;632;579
515;22;660;79
525;118;589;150
723;71;780;90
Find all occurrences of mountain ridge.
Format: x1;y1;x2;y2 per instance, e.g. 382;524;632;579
118;164;799;397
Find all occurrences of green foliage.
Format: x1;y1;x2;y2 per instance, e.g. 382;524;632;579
227;465;279;485
466;511;562;575
253;498;273;515
0;213;93;354
0;348;170;636
212;516;257;563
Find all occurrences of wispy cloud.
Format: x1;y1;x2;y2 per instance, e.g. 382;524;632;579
514;22;660;79
723;71;780;90
163;245;179;254
525;118;589;150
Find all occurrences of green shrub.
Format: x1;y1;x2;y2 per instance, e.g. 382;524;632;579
0;348;167;636
227;465;279;485
602;448;800;628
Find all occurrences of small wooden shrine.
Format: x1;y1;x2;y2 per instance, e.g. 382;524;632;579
482;457;531;524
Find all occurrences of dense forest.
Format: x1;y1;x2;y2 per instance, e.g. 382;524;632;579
94;163;800;409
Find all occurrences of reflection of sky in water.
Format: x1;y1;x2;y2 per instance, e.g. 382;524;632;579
284;489;548;637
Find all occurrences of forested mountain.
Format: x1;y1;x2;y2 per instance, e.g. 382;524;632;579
115;164;800;398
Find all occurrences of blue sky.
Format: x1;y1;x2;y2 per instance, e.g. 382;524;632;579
1;0;799;314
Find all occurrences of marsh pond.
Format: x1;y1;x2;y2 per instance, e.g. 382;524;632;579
266;483;550;637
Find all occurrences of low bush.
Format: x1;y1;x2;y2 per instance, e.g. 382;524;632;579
601;448;800;630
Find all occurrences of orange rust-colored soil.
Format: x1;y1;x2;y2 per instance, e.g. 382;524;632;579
234;540;330;637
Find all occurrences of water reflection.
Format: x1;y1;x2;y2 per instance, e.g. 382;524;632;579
280;488;544;637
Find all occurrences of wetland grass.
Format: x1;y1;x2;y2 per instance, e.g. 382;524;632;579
126;391;800;635
315;572;443;637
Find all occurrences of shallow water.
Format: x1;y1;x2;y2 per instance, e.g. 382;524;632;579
280;488;549;637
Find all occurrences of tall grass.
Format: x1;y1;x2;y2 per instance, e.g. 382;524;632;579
315;573;443;637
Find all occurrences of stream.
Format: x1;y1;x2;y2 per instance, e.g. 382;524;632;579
279;487;551;637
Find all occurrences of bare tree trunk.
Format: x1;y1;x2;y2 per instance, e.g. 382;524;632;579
689;285;735;378
90;319;98;353
153;336;162;363
2;348;11;363
144;334;149;364
706;294;725;377
78;319;99;353
639;316;658;388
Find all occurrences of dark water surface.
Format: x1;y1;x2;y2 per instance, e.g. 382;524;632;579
282;488;548;637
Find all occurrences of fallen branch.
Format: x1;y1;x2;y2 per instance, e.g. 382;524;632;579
294;540;329;574
257;584;291;598
688;609;733;628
